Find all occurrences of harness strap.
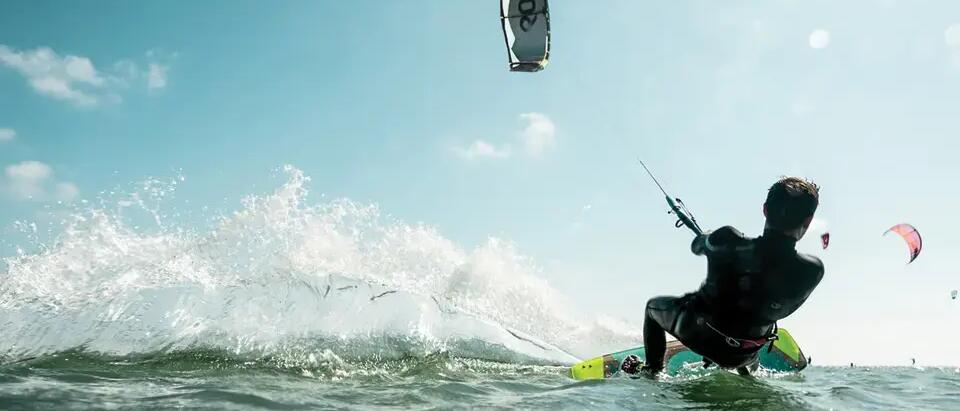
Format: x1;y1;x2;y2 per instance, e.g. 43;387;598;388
704;321;778;350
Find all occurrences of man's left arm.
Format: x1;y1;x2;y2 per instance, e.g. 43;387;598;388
793;255;825;303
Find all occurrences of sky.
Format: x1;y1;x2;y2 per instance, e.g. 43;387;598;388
2;0;960;366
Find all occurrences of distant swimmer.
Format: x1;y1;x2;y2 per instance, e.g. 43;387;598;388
911;358;916;366
850;362;855;368
633;177;824;377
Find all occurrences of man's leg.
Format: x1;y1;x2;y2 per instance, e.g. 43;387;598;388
736;354;761;376
640;296;683;374
642;311;667;372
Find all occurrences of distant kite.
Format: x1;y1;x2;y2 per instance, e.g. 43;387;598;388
884;223;922;264
820;232;830;250
952;290;958;300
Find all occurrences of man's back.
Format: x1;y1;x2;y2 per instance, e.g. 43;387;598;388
692;226;824;337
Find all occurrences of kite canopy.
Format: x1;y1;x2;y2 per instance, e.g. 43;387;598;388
500;0;550;72
951;290;958;300
884;223;922;264
820;232;830;250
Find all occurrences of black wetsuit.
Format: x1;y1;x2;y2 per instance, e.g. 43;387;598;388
641;226;824;371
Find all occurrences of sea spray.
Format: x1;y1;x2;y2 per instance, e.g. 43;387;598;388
1;166;639;365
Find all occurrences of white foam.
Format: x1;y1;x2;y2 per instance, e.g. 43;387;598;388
0;166;639;363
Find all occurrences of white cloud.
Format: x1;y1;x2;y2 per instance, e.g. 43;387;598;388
6;161;53;181
0;44;174;106
0;128;15;142
111;59;140;87
64;54;104;85
54;182;80;201
0;45;105;107
809;29;831;50
518;112;556;156
147;63;168;90
30;76;100;106
453;113;557;162
454;140;512;160
2;160;79;202
5;161;53;200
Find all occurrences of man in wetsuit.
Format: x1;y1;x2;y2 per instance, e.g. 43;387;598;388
625;177;824;377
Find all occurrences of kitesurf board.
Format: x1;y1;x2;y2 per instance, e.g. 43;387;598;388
569;328;807;380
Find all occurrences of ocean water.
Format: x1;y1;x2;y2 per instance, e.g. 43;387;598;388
2;354;959;410
2;167;958;410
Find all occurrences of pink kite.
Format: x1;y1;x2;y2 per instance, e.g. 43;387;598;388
820;233;830;250
884;223;922;264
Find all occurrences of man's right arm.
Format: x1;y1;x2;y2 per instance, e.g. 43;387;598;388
691;226;748;257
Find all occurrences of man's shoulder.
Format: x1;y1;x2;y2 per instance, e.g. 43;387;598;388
709;226;751;246
796;252;825;282
697;225;752;256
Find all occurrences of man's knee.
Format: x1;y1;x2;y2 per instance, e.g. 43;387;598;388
645;296;682;333
646;295;675;310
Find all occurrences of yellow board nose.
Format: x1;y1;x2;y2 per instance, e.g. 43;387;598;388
569;356;606;380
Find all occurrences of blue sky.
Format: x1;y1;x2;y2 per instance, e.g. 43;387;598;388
2;1;960;365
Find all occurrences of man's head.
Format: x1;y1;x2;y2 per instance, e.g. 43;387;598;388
763;177;819;239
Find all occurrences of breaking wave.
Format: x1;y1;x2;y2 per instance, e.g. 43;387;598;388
0;166;639;369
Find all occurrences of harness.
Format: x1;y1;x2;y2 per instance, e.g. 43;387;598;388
704;321;779;350
699;322;779;370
